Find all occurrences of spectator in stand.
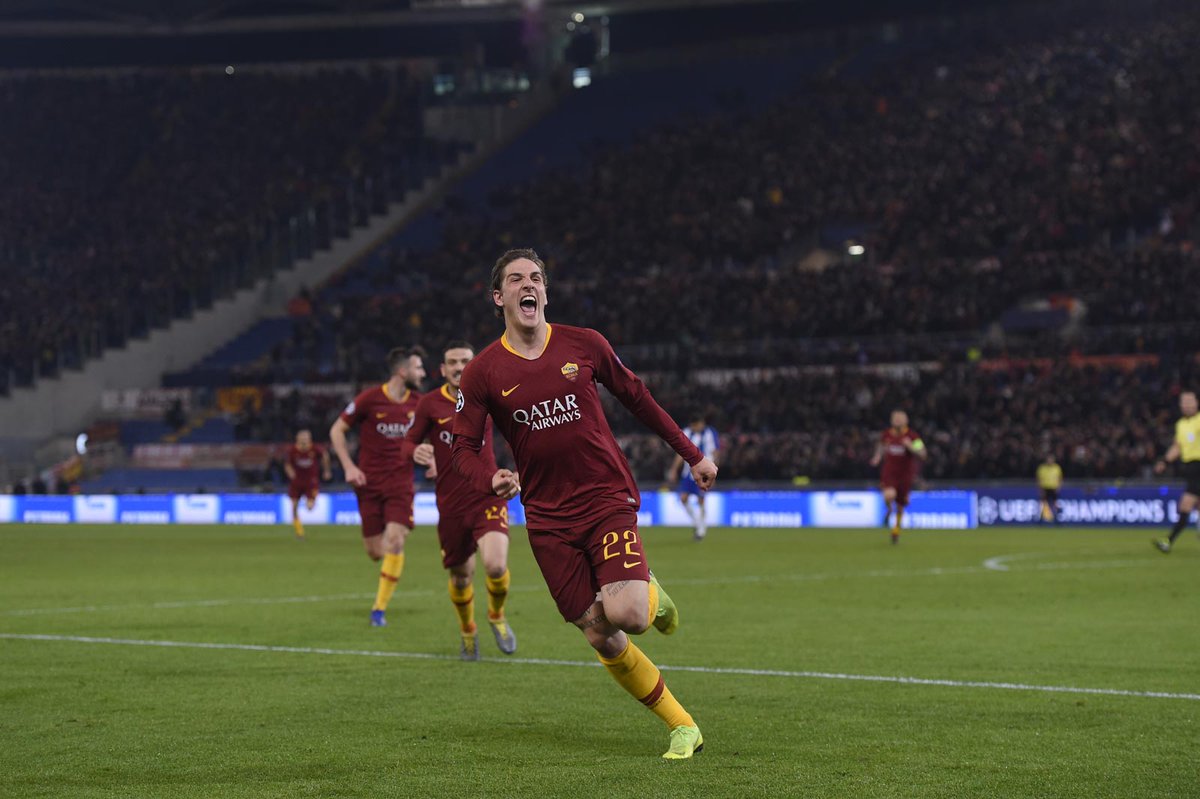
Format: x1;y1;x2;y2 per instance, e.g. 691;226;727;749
1;65;455;391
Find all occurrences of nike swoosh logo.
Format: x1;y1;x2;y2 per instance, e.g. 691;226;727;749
436;417;452;424
375;413;387;419
501;384;520;397
622;561;643;569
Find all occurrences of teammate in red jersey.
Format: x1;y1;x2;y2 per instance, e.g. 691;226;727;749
451;249;718;760
406;340;517;660
283;428;332;539
869;409;927;544
329;346;426;627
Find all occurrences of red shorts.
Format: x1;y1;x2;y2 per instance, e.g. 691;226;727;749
881;475;912;506
288;482;319;501
527;508;650;622
438;497;509;569
355;485;414;539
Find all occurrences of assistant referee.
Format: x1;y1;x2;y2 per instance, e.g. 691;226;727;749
1153;390;1200;553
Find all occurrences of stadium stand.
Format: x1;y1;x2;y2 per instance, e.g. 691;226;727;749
0;64;462;395
167;6;1199;383
11;0;1199;488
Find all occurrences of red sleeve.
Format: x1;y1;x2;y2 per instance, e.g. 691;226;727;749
339;390;368;428
450;361;498;494
403;397;434;461
588;330;704;467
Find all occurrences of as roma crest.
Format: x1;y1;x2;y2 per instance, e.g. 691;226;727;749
561;361;579;381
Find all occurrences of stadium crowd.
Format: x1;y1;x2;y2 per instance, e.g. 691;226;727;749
201;7;1200;389
611;358;1198;483
9;4;1199;486
222;356;1194;486
0;65;449;394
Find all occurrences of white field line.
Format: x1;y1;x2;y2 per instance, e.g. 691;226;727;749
982;553;1025;571
0;556;1148;617
2;632;1197;703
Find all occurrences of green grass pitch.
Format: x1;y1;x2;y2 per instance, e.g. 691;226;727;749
1;523;1198;798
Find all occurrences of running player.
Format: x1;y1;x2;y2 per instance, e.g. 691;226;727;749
869;409;927;544
666;413;720;541
451;249;718;760
284;428;332;539
329;346;426;626
406;340;517;660
1152;390;1200;553
1036;453;1062;525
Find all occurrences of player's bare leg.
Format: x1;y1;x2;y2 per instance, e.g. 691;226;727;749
1039;494;1054;523
575;598;702;760
882;487;899;542
477;531;516;654
448;556;480;660
679;493;700;538
1155;492;1198;553
291;497;305;539
369;522;410;626
363;534;385;561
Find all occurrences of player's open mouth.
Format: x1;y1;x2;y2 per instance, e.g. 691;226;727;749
519;295;537;317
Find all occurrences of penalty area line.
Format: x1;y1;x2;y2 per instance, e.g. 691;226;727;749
2;632;1198;703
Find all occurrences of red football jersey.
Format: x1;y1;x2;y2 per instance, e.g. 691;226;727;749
408;383;498;513
287;444;324;485
880;427;921;481
339;384;421;489
451;324;704;529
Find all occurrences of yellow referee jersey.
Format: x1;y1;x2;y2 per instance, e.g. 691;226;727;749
1176;414;1200;463
1037;463;1063;490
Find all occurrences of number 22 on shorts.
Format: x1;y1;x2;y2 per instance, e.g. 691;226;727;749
602;530;642;569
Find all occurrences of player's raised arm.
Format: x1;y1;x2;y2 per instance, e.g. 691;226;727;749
451;363;519;499
588;329;714;486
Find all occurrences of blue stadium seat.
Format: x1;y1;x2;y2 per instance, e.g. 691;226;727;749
119;420;173;446
176;417;237;444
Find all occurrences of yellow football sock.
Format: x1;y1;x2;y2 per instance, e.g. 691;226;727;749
893;507;904;533
292;515;304;537
597;641;694;729
485;570;510;620
449;579;477;634
372;553;404;612
646;580;660;630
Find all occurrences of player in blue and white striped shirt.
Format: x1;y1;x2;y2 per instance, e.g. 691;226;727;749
667;413;720;540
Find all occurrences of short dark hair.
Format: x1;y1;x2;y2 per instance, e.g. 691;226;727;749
442;340;475;361
387;345;426;375
490;248;547;318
